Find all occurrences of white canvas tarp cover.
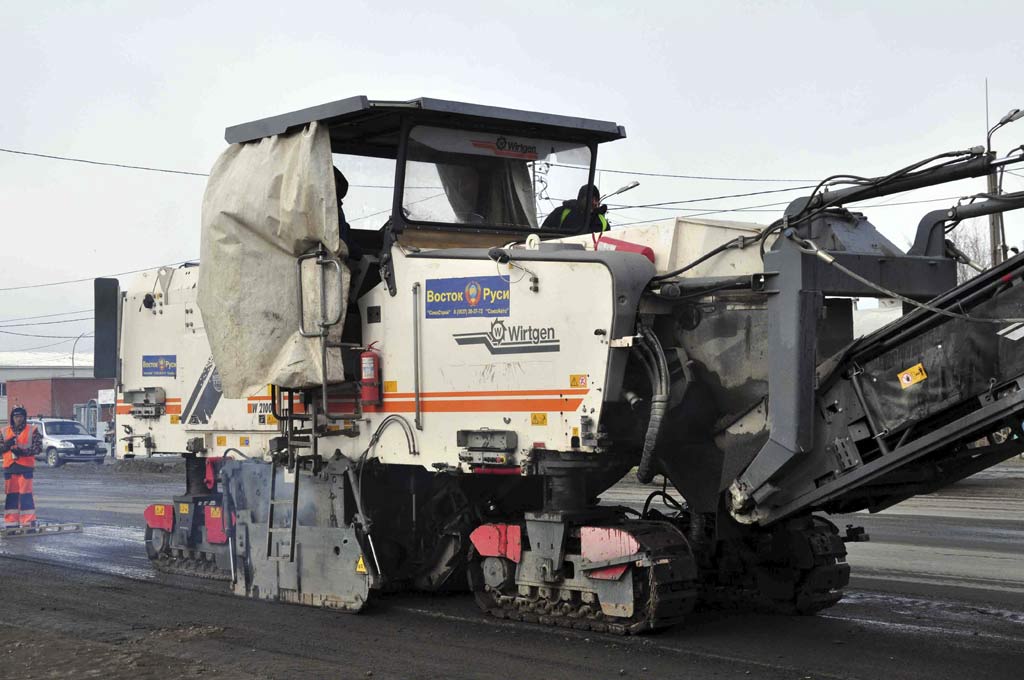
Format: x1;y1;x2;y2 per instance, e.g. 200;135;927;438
198;122;349;399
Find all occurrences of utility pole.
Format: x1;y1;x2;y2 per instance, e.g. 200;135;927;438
987;160;1005;266
985;79;1005;266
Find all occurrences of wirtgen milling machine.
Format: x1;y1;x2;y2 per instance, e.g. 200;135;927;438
95;97;1024;633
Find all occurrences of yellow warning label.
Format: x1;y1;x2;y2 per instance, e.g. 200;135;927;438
530;413;548;426
216;435;227;446
572;426;579;437
266;414;278;426
239;436;250;446
154;505;165;516
570;374;588;388
383;380;398;393
356;555;368;574
169;414;180;425
179;503;190;515
210;507;222;519
897;363;928;390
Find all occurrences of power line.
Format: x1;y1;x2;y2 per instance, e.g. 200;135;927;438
0;147;439;188
2;338;77;352
2;145;823;187
609;184;819;210
612;195;967;227
0;261;195;292
350;192;447;223
0;147;209;177
0;329;93;339
0;317;94;329
0;309;91;324
548;162;817;183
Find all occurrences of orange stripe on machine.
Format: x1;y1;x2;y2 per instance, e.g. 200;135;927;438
365;397;584;414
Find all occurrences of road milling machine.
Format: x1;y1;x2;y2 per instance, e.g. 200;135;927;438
95;96;1024;633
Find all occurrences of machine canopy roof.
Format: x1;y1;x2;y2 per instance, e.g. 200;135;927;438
224;96;626;157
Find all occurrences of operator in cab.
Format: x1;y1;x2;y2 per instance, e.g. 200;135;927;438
334;167;362;260
541;184;609;234
1;406;42;528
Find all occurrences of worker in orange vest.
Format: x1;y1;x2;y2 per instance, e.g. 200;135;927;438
2;407;42;527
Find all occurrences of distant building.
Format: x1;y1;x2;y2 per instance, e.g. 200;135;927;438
0;352;96;424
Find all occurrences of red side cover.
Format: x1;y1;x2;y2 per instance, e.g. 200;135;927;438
595;237;656;263
143;504;174;532
580;526;641;580
204;459;219;490
470;523;522;563
204;505;228;544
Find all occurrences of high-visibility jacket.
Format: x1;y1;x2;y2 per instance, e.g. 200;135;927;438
2;425;37;470
559;207;608;233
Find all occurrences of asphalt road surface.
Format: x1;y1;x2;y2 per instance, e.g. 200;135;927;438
0;461;1021;679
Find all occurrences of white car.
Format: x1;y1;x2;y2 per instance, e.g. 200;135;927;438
29;418;107;467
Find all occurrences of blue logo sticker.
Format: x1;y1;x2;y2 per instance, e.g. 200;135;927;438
142;354;177;377
425;276;510;319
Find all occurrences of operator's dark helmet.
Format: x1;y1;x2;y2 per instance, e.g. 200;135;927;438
333;167;349;201
10;406;27;421
577;184;600;205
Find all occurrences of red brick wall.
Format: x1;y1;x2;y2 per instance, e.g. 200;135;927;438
7;380;53;419
7;378;115;419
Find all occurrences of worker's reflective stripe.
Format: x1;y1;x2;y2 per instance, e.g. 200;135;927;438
3;472;35;526
2;426;35;470
559;208;608;232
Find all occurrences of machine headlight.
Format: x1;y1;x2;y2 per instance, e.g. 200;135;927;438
58;441;75;448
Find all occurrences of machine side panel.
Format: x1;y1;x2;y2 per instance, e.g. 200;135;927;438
351;250;620;469
116;267;277;458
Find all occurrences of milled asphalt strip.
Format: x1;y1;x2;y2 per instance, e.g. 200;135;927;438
853;569;1024;595
0;548;847;679
817;613;1023;644
392;606;854;680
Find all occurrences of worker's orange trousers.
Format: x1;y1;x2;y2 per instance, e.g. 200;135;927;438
3;472;36;526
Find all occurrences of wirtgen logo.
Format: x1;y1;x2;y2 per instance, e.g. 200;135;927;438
495;137;537;156
453;319;560;354
471;137;539;160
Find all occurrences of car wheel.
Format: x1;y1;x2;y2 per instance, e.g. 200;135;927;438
46;448;64;467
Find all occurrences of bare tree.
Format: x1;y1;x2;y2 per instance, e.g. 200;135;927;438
946;218;992;284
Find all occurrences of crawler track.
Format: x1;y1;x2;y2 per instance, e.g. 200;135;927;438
148;550;231;581
145;526;231;581
474;566;698;635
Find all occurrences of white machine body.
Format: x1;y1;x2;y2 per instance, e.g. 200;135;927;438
115;266;278;459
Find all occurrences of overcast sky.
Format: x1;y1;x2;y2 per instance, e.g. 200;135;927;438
2;1;1023;355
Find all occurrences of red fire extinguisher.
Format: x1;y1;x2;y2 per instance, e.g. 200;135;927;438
360;342;381;405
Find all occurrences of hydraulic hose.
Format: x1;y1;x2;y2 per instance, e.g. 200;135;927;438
636;327;670;484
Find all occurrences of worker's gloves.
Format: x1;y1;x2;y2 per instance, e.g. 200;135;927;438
1;437;14;452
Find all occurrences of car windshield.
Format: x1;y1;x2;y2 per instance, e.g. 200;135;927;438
402;125;592;231
44;421;89;436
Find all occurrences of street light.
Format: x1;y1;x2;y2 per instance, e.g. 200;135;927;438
601;181;640;202
71;332;88;377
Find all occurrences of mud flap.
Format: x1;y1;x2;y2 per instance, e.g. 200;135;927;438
234;523;370;611
223;458;371;613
